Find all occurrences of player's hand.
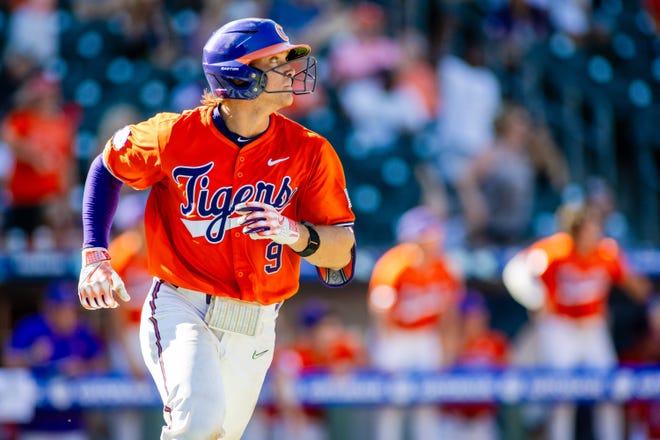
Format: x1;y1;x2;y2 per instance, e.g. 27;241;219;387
78;247;130;310
234;201;300;245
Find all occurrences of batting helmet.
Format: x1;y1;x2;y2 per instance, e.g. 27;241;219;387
395;206;444;244
202;18;317;100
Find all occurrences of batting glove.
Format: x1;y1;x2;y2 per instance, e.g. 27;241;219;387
234;201;300;245
78;247;130;310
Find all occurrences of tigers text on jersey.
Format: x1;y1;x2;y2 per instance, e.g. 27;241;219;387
528;232;629;318
103;105;354;305
369;243;463;329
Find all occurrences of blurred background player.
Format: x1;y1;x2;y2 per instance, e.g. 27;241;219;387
3;280;106;440
503;202;652;440
440;290;510;440
1;71;80;250
367;205;464;440
269;299;366;440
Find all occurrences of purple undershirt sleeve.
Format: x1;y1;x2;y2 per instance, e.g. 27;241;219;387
81;155;123;249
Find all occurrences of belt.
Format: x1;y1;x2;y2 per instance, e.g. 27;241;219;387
160;279;281;335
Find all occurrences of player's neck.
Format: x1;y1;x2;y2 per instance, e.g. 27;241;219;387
218;103;270;138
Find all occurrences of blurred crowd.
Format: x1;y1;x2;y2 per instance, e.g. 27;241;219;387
1;0;660;439
0;0;659;251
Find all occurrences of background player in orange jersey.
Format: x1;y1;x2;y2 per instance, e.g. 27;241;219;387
503;203;651;440
367;205;465;440
440;291;510;440
1;71;80;249
268;299;366;440
76;18;356;440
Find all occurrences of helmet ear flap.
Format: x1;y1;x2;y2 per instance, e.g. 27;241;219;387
204;67;266;100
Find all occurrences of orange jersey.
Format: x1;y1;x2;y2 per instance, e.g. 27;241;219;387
369;243;463;329
443;330;509;418
3;109;75;204
103;106;354;304
529;233;628;319
276;334;364;373
454;331;508;368
271;333;365;417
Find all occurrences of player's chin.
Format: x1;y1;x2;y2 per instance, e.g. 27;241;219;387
279;91;295;107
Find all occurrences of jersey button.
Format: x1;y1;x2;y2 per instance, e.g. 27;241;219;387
239;157;245;162
237;271;244;277
237;172;243;178
234;232;241;238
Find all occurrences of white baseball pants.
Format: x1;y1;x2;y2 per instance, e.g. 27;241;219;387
139;279;279;440
536;314;622;440
370;327;444;440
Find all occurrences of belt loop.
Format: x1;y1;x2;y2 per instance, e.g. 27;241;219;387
206;294;211;305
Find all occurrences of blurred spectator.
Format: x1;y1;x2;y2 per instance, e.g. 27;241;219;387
337;28;437;156
542;0;593;38
5;0;60;67
1;72;81;250
367;205;465;440
326;2;430;156
433;27;502;191
286;1;351;57
486;0;551;64
0;51;39;118
267;0;326;40
441;291;510;440
72;0;180;67
456;102;568;246
327;2;402;86
269;299;366;440
485;0;551;98
394;30;440;120
95;103;144;157
3;280;106;440
190;0;267;59
502;202;652;440
338;63;433;155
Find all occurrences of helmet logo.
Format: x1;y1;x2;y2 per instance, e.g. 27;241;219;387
275;24;289;42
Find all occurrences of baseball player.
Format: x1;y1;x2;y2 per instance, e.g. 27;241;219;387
441;291;510;440
367;205;464;440
269;300;366;440
76;18;356;440
503;203;650;440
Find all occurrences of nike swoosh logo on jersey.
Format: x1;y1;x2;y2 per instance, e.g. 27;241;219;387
252;349;269;359
237;137;251;143
268;157;290;166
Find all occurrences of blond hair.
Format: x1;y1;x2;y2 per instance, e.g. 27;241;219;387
557;203;604;237
200;90;223;106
